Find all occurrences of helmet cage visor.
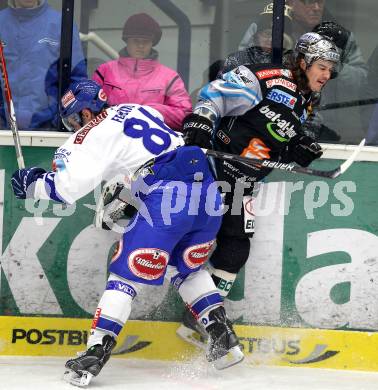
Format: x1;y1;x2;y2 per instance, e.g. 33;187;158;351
61;112;83;132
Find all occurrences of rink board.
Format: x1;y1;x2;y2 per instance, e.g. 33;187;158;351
1;140;378;374
0;316;378;372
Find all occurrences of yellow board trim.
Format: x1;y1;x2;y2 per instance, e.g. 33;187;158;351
1;316;377;372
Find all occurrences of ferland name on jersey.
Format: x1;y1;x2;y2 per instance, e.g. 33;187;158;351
259;105;297;139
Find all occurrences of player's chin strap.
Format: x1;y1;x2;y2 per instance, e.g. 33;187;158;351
202;138;365;179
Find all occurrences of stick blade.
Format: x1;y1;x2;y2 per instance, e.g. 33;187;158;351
331;138;365;179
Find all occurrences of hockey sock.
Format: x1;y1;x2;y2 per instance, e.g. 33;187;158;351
178;269;223;328
208;266;237;298
87;273;138;347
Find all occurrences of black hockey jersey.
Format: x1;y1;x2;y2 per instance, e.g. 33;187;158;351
194;63;312;188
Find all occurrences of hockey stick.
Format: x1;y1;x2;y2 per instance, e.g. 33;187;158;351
203;138;366;179
0;40;25;169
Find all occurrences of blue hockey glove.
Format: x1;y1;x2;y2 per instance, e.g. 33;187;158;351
11;167;47;199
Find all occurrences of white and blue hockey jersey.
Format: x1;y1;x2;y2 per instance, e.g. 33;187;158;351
34;104;185;204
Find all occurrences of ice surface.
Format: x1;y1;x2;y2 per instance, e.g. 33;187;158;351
1;356;378;390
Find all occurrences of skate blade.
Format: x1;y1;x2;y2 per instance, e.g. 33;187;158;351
176;324;208;351
63;368;94;387
213;345;245;370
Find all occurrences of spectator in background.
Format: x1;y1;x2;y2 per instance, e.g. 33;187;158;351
92;13;192;131
286;0;367;143
238;0;367;143
238;2;294;53
0;0;87;130
221;2;294;76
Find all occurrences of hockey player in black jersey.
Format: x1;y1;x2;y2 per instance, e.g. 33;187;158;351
177;32;340;345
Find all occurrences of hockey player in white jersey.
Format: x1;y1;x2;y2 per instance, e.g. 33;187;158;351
10;80;244;387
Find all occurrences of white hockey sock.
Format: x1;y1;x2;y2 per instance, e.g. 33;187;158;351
87;273;139;348
178;269;223;328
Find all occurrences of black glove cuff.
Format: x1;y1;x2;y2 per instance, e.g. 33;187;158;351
183;113;213;135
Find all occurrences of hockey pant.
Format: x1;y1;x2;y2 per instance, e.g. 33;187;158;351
88;152;224;346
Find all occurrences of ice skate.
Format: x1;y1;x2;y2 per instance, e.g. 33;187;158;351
176;306;208;350
63;335;116;387
205;306;244;370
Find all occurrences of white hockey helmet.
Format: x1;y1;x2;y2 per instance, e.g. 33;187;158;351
295;32;340;66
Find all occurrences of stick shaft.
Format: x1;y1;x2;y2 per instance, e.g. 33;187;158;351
203;138;365;180
0;41;25;169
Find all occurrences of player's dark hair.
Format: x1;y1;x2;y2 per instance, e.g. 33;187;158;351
288;53;309;93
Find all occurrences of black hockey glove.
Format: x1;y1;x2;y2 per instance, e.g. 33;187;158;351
289;135;323;167
313;21;350;51
183;113;213;149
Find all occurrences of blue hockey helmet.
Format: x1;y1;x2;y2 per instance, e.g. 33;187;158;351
60;80;108;131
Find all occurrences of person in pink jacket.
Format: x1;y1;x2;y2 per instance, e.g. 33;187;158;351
92;13;192;131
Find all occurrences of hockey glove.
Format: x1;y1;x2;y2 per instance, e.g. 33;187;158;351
94;182;137;230
183;113;213;149
289;135;323;167
11;167;47;199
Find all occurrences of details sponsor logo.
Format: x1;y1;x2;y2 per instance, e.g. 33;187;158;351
300;109;308;123
52;159;66;172
183;240;215;269
266;78;297;92
128;248;169;280
61;90;75;108
239;336;300;355
244;197;255;216
216;130;231;144
98;89;107;101
12;328;88;346
241;138;271;160
230;66;257;86
267;88;297;109
10;328;153;354
111;240;123;262
53;147;71;171
239;336;339;364
74;111;108;144
259;105;297;141
91;308;102;330
256;69;293;80
112;335;152;355
285;344;339;364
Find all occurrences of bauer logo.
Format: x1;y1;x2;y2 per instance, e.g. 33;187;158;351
11;328;88;346
183;240;215;269
128;248;169;280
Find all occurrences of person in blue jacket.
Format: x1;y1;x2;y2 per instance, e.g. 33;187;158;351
0;0;87;130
